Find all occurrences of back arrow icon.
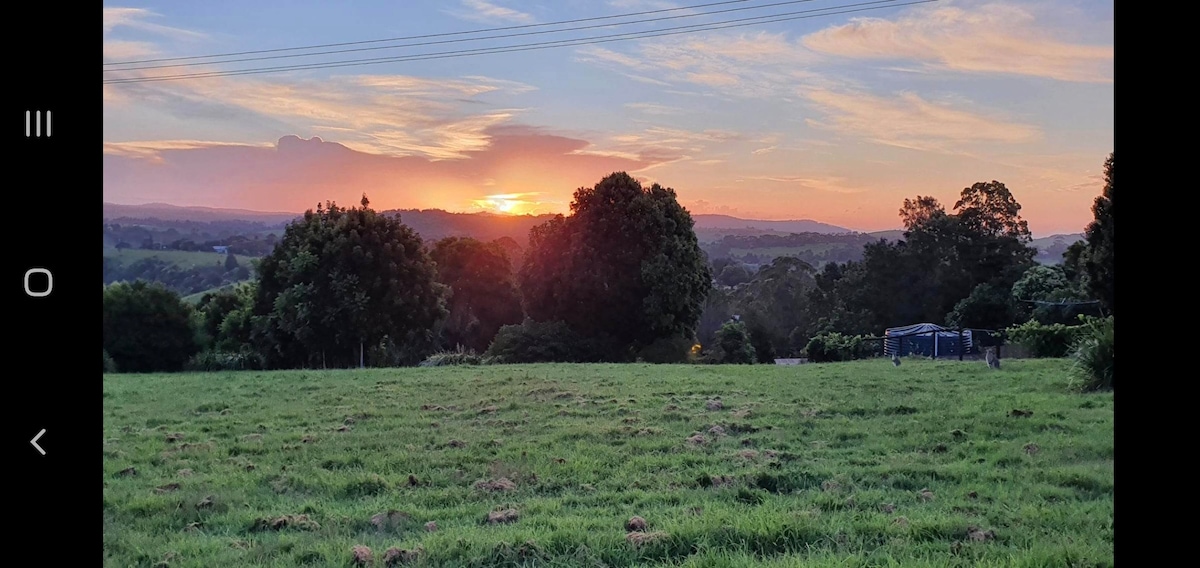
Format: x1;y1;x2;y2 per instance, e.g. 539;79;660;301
31;429;45;455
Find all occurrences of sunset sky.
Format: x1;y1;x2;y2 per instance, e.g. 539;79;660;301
103;0;1113;236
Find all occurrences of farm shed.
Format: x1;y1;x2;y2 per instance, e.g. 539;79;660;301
885;323;973;358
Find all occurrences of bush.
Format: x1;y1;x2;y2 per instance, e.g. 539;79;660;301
484;320;612;364
712;321;756;364
103;280;200;372
184;349;265;371
103;350;118;373
1070;316;1113;392
805;332;871;362
1005;320;1084;358
419;345;485;367
635;334;696;364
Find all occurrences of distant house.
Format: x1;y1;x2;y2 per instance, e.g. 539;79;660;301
213;246;229;254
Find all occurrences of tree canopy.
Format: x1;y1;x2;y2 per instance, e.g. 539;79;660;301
1083;153;1114;315
103;281;199;372
518;172;711;359
430;236;524;353
251;196;447;368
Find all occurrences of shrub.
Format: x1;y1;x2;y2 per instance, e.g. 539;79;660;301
1005;320;1084;358
712;321;756;364
1070;316;1113;392
484;320;612;363
103;350;118;373
184;349;265;371
419;345;484;367
635;334;695;364
103;280;199;372
805;332;870;362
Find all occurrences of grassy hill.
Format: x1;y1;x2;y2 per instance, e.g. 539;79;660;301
104;248;258;298
102;359;1111;567
103;248;247;270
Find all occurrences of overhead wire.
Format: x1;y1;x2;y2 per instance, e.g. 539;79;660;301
106;0;835;70
103;0;932;85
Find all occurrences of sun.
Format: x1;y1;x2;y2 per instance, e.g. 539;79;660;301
473;193;533;215
491;198;517;213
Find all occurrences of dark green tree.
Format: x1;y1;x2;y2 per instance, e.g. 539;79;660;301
196;287;243;348
732;256;817;357
224;252;240;272
1010;264;1091;324
103;281;199;372
518;172;711;358
716;262;752;287
1082;153;1114;315
252;196;447;368
430;237;524;352
713;320;756;364
946;282;1019;330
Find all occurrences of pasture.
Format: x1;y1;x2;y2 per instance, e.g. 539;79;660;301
103;359;1112;567
103;248;244;270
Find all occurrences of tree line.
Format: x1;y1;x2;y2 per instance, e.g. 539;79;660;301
103;155;1114;373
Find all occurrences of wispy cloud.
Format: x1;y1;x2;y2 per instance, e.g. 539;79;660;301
802;2;1113;83
106;71;539;160
103;140;274;162
103;7;207;39
801;88;1041;152
624;102;685;115
748;175;868;194
577;31;821;98
450;0;535;24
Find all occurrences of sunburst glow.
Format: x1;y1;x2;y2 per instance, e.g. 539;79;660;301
472;193;539;215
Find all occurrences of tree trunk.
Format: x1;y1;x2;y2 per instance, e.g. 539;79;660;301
360;341;364;369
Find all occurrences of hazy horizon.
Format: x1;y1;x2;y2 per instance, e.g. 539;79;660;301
103;0;1113;237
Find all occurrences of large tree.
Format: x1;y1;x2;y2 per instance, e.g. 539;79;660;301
430;237;524;352
251;195;447;368
518;172;711;358
103;281;199;372
811;182;1037;336
1083;153;1114;315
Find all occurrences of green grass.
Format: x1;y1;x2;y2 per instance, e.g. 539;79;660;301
102;359;1112;567
104;248;252;270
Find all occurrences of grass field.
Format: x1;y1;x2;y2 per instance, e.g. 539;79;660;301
103;248;250;270
102;359;1113;567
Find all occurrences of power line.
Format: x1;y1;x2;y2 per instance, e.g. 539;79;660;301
104;0;930;85
104;0;761;66
107;0;847;72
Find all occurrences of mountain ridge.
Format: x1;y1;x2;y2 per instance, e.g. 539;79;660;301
103;202;861;235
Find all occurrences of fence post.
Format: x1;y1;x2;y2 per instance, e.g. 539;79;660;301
958;328;964;361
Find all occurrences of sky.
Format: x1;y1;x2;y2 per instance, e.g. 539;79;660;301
102;0;1113;236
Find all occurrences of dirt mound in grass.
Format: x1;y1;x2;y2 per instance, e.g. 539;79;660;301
486;508;519;524
626;531;668;546
370;510;411;531
252;514;321;532
474;478;517;492
383;545;423;566
351;545;372;566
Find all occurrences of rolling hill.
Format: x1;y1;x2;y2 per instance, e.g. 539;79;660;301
102;203;1081;270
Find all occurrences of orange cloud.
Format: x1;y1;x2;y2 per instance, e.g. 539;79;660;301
103;127;669;214
802;3;1113;83
802;88;1041;151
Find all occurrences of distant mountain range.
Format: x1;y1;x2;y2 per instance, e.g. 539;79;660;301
103;202;855;233
101;202;1082;261
103;202;300;225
